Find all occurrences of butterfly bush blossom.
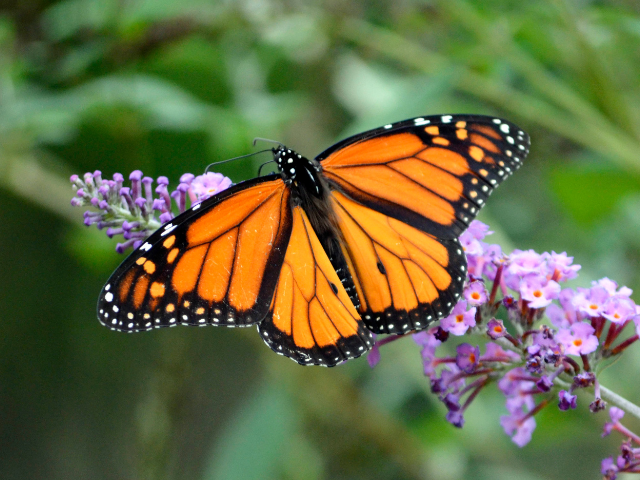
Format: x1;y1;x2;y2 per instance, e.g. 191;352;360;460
370;221;640;478
70;170;232;253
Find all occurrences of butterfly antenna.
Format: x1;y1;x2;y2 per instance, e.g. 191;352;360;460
205;149;272;173
258;160;278;176
253;137;283;148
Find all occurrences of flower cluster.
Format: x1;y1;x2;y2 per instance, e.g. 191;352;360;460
369;220;640;472
71;170;231;253
601;408;640;479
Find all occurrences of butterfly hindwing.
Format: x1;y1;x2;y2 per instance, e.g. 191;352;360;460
258;206;374;366
319;114;529;239
330;190;466;335
97;176;292;331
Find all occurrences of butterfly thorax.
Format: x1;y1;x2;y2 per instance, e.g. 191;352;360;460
273;145;324;199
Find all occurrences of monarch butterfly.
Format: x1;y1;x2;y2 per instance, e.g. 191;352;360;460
98;114;529;366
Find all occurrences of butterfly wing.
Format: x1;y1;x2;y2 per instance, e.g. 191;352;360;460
318;114;529;333
97;175;292;331
319;114;529;239
330;190;465;334
258;206;373;366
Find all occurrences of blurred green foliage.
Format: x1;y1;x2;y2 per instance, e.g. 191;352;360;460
1;0;640;479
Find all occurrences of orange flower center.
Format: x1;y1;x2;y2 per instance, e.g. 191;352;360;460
471;292;480;300
589;304;598;310
573;339;583;347
533;290;542;298
456;314;464;323
493;325;503;333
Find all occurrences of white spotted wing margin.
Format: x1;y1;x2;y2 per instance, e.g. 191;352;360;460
257;206;373;367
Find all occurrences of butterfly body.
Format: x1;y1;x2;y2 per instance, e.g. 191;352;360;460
98;114;530;367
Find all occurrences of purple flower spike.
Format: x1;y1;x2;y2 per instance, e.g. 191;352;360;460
71;168;229;254
558;390;577;411
455;343;480;372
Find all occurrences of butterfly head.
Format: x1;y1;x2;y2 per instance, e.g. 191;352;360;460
273;145;324;198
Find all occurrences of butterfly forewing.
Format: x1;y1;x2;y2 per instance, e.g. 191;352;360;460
319;115;529;239
258;206;373;366
97;176;292;332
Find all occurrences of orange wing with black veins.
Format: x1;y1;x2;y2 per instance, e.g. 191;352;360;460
258;206;373;366
97;176;292;331
319;115;529;240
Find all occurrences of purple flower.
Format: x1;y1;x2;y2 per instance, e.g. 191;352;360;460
481;342;521;362
455;343;480;372
463;280;487;306
191;172;233;202
601;457;618;479
466;220;492;240
486;318;507;339
602;296;636;325
558;390;577;411
460;220;492;257
573;286;610;318
500;412;536;447
595;278;633;298
505;249;545;287
544;251;580;282
519;274;561;309
499;367;536;412
439;301;476;336
602;407;625;436
555;322;599;356
446;410;465;428
413;328;441;377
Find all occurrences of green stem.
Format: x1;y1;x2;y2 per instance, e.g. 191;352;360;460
599;384;640;422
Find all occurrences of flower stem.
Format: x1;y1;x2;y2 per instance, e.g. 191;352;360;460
599;384;640;422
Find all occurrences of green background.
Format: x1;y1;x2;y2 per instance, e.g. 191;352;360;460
1;0;640;479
